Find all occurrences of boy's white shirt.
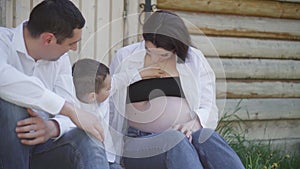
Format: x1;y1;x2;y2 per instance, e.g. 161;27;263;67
78;98;116;163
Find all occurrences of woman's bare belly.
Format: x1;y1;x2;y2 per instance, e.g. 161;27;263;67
126;97;192;133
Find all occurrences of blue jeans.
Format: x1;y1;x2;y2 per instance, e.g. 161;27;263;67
123;127;245;169
0;98;110;169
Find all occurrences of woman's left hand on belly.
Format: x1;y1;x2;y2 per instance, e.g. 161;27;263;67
171;118;202;142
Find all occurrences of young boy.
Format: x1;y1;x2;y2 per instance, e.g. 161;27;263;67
72;58;123;169
72;58;168;168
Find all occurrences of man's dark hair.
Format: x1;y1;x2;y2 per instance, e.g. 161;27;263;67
143;10;191;63
27;0;85;44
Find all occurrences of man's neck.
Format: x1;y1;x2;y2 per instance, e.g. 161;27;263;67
23;25;40;61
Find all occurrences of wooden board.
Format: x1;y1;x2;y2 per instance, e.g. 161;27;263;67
157;0;300;19
176;11;300;41
226;119;300;141
5;0;13;27
32;0;43;8
15;1;30;25
220;119;300;153
216;99;300;120
192;36;300;59
109;0;124;64
123;0;141;46
207;58;300;79
0;0;5;26
79;0;96;61
216;80;300;98
95;0;110;65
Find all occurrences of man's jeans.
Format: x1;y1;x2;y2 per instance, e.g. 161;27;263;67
0;98;110;169
123;127;245;169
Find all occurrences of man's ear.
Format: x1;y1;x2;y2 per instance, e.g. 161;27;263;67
40;32;55;45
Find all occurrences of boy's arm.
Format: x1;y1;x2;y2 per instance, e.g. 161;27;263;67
110;67;167;94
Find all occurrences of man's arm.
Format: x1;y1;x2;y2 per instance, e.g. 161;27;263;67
0;44;104;141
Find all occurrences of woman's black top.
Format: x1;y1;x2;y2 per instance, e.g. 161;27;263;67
126;77;185;103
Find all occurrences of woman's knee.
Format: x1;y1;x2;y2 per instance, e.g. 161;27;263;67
165;130;194;152
192;128;222;145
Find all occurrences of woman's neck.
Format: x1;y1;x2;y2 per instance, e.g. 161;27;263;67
144;54;178;76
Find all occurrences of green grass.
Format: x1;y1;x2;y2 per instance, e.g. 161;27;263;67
216;100;300;169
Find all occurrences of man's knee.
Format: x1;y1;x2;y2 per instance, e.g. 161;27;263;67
0;98;28;130
0;99;28;118
62;128;106;154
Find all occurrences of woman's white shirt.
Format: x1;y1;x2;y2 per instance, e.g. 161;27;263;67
110;41;218;133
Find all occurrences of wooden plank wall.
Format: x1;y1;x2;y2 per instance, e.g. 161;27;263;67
1;0;125;66
2;0;299;152
157;0;300;152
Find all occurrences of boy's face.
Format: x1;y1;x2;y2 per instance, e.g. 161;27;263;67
95;75;111;103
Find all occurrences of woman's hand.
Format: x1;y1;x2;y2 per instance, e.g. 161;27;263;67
60;102;104;142
172;118;202;142
139;67;167;79
16;108;59;145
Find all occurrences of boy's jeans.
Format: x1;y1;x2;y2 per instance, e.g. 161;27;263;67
0;98;110;169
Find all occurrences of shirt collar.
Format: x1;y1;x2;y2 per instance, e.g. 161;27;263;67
12;21;34;60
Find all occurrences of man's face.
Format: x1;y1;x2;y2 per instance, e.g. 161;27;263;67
43;28;82;61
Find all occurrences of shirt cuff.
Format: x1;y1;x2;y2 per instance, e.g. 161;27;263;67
193;108;213;129
39;90;65;115
126;69;141;84
50;115;76;140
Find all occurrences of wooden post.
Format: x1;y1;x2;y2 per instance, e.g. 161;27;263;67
0;0;5;26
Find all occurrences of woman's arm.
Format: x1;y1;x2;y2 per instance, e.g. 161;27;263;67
191;48;219;129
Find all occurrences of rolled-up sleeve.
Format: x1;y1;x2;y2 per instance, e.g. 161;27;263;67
0;57;65;115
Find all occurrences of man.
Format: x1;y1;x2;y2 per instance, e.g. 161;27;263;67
0;0;109;168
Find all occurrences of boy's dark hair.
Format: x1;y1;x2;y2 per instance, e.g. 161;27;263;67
27;0;85;44
72;59;110;103
143;10;191;63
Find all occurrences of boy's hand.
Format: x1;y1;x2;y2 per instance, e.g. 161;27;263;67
61;102;104;142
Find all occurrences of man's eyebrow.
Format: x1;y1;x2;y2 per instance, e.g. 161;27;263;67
69;38;81;46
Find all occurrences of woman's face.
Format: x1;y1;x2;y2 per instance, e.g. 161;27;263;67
145;41;175;63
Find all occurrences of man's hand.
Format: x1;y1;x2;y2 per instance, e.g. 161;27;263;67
16;109;59;145
60;102;104;142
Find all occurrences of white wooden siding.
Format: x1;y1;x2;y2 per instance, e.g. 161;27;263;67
1;0;125;66
156;0;300;152
1;0;299;152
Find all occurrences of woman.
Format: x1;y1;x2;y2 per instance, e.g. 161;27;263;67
110;10;244;169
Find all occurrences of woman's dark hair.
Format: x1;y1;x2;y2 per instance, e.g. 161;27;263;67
72;59;110;103
143;10;191;63
27;0;85;44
